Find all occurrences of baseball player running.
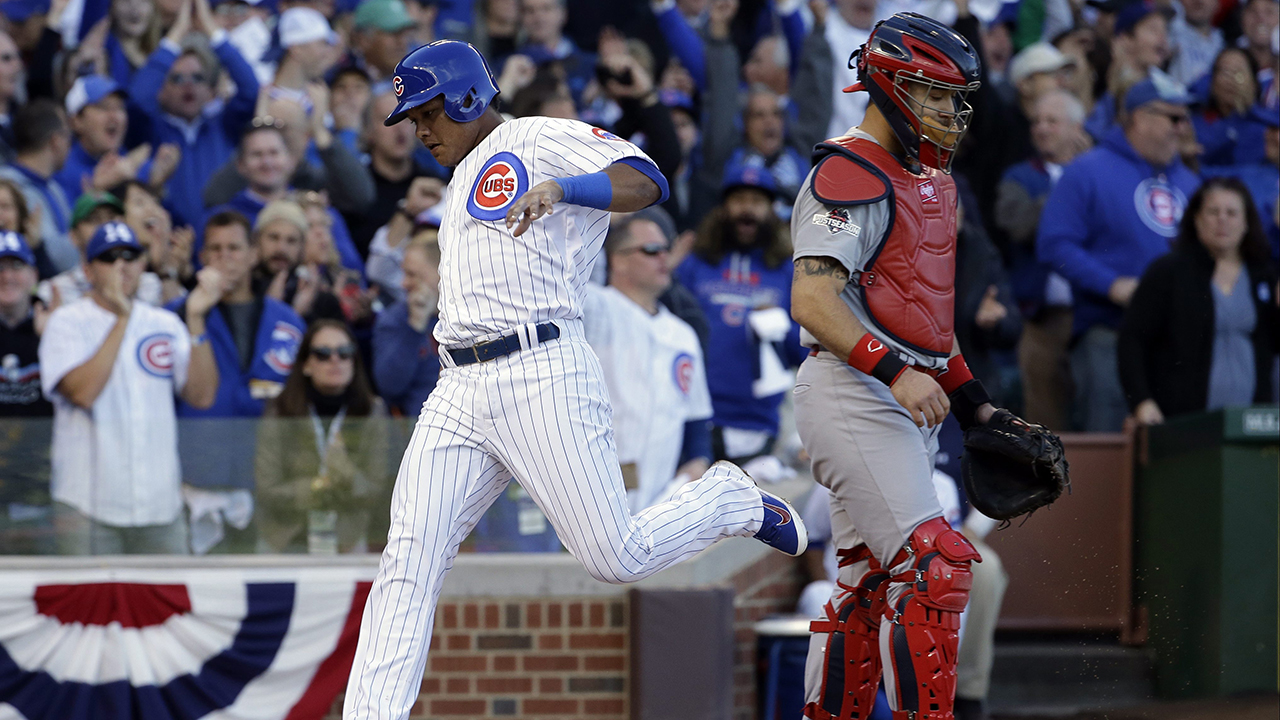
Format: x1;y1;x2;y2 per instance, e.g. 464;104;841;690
344;40;807;720
789;14;1002;720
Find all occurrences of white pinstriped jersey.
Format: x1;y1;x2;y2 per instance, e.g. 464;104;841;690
433;116;654;348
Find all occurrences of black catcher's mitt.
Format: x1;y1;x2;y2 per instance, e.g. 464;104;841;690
961;409;1070;521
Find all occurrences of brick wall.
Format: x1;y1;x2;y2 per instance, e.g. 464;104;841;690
328;550;803;720
328;597;629;720
729;550;807;720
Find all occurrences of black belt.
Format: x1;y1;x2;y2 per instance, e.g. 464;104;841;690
447;322;561;366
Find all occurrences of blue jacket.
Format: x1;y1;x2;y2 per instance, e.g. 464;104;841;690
674;248;807;435
128;36;260;228
168;295;304;489
53;140;157;208
372;302;439;417
1191;110;1267;167
1037;126;1201;336
652;4;706;89
203;190;364;274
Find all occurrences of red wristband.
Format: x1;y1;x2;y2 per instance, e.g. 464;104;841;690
847;333;908;387
937;354;975;395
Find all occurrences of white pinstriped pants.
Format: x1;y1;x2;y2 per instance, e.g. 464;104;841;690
343;320;764;719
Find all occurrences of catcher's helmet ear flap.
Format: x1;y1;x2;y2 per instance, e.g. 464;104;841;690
385;40;500;127
844;12;981;173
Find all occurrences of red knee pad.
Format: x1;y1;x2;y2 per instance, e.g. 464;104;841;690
889;517;981;611
884;517;981;719
804;548;890;720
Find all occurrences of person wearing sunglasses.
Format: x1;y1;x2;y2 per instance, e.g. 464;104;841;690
37;220;221;554
1038;75;1202;432
582;214;713;515
256;319;390;553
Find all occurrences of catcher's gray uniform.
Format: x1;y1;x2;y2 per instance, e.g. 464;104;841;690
790;132;953;713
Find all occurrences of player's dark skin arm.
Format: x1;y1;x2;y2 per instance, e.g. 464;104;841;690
791;255;951;428
505;164;662;237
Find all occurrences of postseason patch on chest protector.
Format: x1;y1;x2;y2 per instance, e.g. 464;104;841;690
467;152;530;221
812;207;861;236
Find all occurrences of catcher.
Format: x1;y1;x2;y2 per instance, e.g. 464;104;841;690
789;13;1067;720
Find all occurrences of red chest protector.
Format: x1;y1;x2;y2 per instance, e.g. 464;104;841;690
811;136;957;358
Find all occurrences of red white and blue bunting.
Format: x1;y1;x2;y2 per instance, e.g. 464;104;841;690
0;566;374;720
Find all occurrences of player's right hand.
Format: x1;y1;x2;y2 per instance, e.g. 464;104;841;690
891;369;950;428
506;180;565;237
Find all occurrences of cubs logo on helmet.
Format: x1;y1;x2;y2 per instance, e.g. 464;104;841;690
672;353;695;395
137;333;175;378
467;152;529;221
1133;178;1186;237
393;75;404;96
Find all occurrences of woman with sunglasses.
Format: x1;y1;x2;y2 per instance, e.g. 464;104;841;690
255;319;391;553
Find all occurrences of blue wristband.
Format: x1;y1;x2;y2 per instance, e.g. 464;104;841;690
554;172;613;210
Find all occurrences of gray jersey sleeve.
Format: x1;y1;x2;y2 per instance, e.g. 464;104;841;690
789;170;891;276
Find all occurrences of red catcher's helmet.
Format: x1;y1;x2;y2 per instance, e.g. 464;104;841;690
845;12;981;174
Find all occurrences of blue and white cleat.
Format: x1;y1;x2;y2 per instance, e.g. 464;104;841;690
754;487;808;556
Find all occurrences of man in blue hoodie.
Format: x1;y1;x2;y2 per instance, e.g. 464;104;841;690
1038;75;1201;431
127;0;259;228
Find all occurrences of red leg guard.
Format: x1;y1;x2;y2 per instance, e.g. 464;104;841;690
884;517;981;720
803;546;889;720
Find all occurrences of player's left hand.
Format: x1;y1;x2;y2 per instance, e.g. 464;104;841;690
505;180;565;237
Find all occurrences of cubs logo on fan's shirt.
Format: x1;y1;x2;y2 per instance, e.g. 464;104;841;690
265;321;303;375
672;353;695;396
136;333;175;378
466;152;529;220
1133;177;1186;237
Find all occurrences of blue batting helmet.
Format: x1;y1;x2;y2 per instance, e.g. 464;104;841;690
384;40;500;127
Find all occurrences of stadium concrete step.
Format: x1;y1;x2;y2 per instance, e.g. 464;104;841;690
988;639;1157;718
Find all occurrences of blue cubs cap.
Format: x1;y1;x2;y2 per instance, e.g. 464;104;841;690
721;158;779;200
385;40;499;126
1114;0;1174;35
0;0;48;22
659;88;694;113
0;231;35;266
85;221;144;262
1124;72;1192;113
65;75;125;116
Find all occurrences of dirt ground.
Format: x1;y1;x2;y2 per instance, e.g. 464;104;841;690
995;694;1279;720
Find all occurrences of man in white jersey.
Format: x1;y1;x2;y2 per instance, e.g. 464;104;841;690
39;221;221;554
582;212;714;513
343;40;809;720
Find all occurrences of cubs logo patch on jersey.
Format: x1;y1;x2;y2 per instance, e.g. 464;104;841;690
467;152;530;221
1133;177;1186;237
672;352;695;396
136;333;175;378
591;127;624;141
265;321;303;375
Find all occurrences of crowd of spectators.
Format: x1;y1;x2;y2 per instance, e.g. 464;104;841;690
0;0;1276;554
